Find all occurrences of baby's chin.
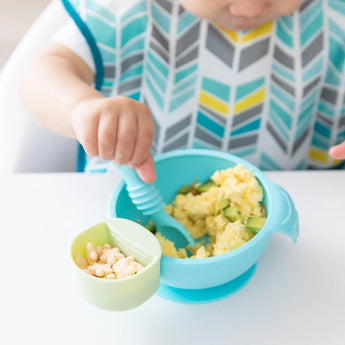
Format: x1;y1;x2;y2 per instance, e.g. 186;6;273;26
215;17;269;31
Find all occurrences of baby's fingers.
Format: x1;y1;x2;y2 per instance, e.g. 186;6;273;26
72;111;99;157
114;111;137;165
329;141;345;160
98;113;117;161
129;106;154;170
136;154;156;183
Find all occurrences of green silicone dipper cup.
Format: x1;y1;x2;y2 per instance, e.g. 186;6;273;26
70;218;162;311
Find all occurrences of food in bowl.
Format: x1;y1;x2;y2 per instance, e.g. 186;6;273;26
147;164;266;259
75;242;144;279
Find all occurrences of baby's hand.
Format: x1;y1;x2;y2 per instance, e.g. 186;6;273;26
71;96;156;182
329;140;345;160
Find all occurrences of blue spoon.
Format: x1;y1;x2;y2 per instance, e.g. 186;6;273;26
116;165;196;250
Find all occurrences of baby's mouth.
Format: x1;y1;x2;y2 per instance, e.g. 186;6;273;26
216;14;266;31
235;22;260;30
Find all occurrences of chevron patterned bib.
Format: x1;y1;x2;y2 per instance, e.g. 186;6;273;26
64;0;345;172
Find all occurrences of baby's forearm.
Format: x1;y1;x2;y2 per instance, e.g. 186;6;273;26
20;43;102;138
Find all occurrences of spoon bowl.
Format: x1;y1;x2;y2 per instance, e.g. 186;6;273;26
116;165;196;249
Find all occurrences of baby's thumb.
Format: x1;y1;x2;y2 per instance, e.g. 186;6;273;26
329;141;345;160
136;154;156;183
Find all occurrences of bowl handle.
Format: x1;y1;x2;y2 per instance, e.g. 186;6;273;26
269;184;299;243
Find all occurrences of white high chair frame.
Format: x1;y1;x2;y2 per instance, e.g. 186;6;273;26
0;0;78;174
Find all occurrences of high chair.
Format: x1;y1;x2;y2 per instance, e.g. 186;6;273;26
0;0;77;174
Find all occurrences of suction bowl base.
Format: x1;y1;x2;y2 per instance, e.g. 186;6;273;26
156;264;257;304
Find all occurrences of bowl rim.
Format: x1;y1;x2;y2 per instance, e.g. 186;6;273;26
109;149;276;264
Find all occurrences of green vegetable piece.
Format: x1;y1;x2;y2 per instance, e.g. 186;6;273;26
215;198;231;215
223;207;241;222
177;184;191;195
245;216;266;235
145;220;157;234
196;179;217;193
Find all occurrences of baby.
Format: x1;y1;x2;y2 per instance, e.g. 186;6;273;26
20;0;345;182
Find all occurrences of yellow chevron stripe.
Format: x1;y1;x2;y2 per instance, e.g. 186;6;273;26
308;149;328;164
241;21;273;43
234;88;265;114
333;159;342;165
199;91;229;115
214;22;239;43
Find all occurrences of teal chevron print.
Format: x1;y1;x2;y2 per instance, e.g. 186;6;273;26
196;76;230;150
309;1;345;168
262;0;326;170
143;2;201;153
67;0;345;172
197;21;271;160
118;2;148;101
298;0;326;168
83;0;116;97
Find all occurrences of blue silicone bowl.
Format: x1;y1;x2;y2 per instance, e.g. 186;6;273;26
108;149;299;303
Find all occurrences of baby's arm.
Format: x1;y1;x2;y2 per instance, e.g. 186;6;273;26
20;43;155;182
329;141;345;160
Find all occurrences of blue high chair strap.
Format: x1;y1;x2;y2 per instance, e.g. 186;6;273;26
60;0;104;171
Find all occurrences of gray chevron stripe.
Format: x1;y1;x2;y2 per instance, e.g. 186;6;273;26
152;118;160;153
300;0;315;12
239;38;270;71
206;24;234;67
101;88;112;94
321;87;338;104
199;105;226;125
149;41;169;63
165;115;192;140
176;46;199;68
306;163;326;169
104;65;116;79
151;142;158;155
163;132;189;152
232;104;263;127
178;4;185;16
273;45;294;69
176;22;200;56
302;32;323;67
195;127;222;148
317;113;333;126
339;116;345;127
152;24;169;52
266;122;288;152
228;134;258;150
271;74;295;96
292;127;310;154
121;53;144;73
306;160;325;169
118;78;141;93
143;97;160;153
155;0;172;13
303;77;321;96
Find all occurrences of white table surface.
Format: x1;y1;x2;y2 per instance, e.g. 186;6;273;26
0;171;344;345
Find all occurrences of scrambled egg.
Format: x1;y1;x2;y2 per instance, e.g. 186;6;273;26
155;164;265;259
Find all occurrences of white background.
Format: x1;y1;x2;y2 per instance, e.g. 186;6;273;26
0;171;344;344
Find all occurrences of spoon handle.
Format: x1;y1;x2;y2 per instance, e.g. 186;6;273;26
116;165;165;215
